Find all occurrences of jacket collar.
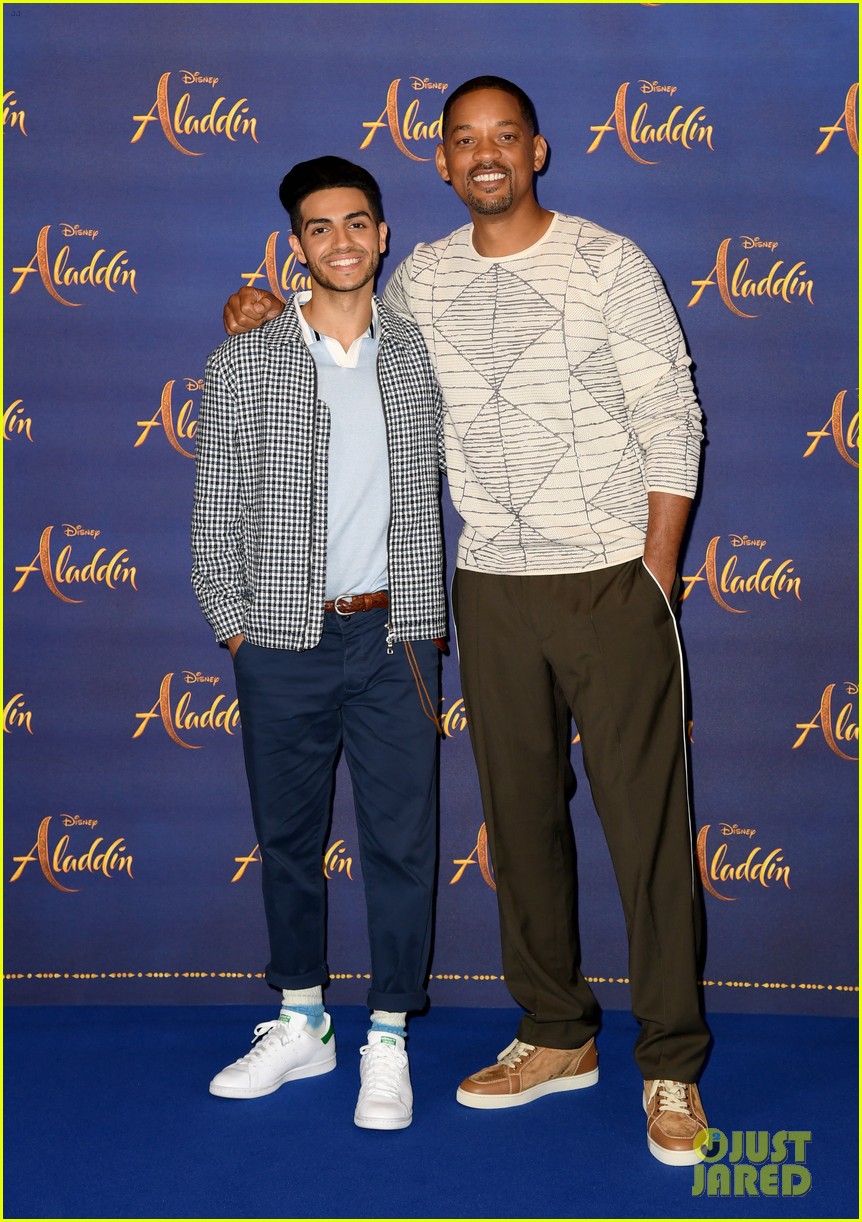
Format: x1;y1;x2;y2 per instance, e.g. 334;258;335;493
263;293;391;347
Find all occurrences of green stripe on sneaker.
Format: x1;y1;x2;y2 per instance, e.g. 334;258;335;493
321;1024;334;1044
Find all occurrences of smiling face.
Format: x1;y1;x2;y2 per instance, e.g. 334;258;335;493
435;87;547;219
288;186;388;294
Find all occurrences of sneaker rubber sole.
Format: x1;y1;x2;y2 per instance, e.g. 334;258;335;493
456;1065;598;1110
209;1051;336;1099
353;1109;413;1131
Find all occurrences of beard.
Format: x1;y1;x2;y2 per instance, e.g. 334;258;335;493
465;170;514;215
305;250;379;293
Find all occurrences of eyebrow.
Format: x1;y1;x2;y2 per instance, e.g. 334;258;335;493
302;210;373;230
449;118;522;135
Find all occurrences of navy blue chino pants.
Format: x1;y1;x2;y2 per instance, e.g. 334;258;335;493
232;607;440;1013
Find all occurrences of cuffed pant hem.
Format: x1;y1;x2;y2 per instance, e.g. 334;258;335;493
367;987;427;1013
265;966;329;992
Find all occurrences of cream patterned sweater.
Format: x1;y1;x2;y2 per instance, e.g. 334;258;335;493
384;212;702;575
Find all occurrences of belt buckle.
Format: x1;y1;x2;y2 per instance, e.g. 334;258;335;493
333;594;354;619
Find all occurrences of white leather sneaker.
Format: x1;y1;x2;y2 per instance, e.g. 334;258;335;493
209;1012;336;1099
354;1031;413;1130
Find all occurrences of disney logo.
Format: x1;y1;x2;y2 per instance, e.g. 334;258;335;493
729;534;766;549
410;77;448;92
638;81;678;95
179;70;219;87
62;524;101;539
59;224;99;240
182;671;220;685
718;823;756;838
740;235;779;251
61;814;99;828
184;378;205;391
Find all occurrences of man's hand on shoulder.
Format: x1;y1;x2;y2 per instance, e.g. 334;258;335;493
223;287;284;335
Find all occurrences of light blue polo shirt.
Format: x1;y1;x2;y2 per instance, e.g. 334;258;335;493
294;294;390;601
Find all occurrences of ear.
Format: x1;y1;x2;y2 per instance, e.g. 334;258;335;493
435;144;451;183
288;233;308;264
377;221;389;254
533;134;548;172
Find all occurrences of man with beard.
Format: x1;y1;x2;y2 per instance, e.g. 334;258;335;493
194;156;447;1131
223;78;710;1166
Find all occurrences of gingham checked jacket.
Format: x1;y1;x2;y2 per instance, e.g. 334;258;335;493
191;296;447;650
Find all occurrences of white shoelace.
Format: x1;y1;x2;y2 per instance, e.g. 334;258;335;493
359;1043;408;1097
236;1019;294;1064
653;1080;693;1116
496;1038;537;1067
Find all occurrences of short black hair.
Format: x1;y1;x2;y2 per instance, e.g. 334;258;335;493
278;156;384;235
442;76;539;139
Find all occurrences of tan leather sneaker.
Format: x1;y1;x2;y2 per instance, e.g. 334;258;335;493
456;1037;598;1109
643;1079;708;1166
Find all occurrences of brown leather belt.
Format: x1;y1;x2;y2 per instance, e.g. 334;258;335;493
324;590;389;616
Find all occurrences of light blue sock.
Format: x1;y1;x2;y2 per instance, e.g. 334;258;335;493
370;1009;407;1039
280;986;325;1033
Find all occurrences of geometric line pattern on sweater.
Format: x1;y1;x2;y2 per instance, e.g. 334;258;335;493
436;263;561;388
463;395;569;513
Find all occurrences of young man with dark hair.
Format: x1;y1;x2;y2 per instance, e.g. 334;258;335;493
194;156;447;1131
223;78;711;1167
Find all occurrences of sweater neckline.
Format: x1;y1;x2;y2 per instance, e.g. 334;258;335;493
467;211;559;262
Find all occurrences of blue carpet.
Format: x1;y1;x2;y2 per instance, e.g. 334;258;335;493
3;1005;857;1219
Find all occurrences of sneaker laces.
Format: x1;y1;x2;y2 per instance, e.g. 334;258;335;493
653;1080;694;1116
496;1038;536;1067
235;1019;294;1065
359;1042;408;1098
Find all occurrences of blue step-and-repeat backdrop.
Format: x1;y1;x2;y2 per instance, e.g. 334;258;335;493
4;3;858;1016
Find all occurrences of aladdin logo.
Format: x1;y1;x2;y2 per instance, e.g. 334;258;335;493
4;693;33;734
587;81;714;164
12;525;138;603
9;815;134;893
9;225;138;306
450;823;496;889
130;71;259;155
803;389;858;468
793;681;858;761
4;398;33;441
232;839;354;883
680;535;801;613
693;1130;811;1198
441;696;468;738
689;238;813;317
240;232;312;299
816;83;858;155
133;671;239;748
696;824;791;901
359;77;445;162
135;379;201;457
3;89;27;134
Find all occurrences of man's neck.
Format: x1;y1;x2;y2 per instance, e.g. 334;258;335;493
470;200;555;259
300;284;374;351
